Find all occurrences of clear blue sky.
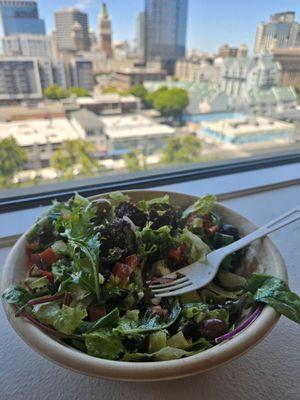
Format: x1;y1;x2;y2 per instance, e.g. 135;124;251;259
38;0;300;52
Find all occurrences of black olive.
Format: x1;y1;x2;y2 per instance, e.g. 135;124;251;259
220;224;240;240
115;201;147;227
148;204;179;230
200;318;227;340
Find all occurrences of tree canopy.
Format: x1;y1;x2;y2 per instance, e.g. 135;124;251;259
0;137;27;188
44;85;91;100
51;139;99;180
123;149;147;173
67;87;90;97
44;84;67;100
153;88;189;118
161;134;202;165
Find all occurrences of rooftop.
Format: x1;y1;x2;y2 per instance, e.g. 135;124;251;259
100;114;174;139
0;118;82;147
202;117;294;138
71;109;103;129
76;95;138;105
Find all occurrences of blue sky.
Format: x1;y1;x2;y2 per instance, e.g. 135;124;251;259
38;0;300;52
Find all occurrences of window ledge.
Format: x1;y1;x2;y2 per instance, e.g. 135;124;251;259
0;160;299;245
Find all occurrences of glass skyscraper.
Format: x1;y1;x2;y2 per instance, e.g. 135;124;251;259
0;0;45;36
145;0;188;72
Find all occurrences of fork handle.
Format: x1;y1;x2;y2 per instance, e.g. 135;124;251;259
218;205;300;258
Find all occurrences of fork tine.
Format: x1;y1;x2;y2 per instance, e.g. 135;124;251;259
149;276;189;289
151;280;193;294
154;284;196;298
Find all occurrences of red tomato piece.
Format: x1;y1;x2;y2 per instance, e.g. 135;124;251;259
113;262;134;280
39;247;58;266
124;254;138;271
28;253;42;267
41;271;54;283
168;247;182;263
89;305;106;322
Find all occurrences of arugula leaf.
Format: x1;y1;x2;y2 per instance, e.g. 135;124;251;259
65;234;101;302
182;194;217;220
115;300;181;335
180;228;211;263
245;273;300;323
2;285;33;306
84;328;124;360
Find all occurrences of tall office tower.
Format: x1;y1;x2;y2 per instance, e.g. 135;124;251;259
0;0;45;35
0;56;43;102
254;11;300;54
145;0;188;73
136;11;145;60
98;3;113;58
1;34;52;57
54;8;90;53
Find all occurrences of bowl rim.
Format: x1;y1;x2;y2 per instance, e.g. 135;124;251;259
1;189;287;381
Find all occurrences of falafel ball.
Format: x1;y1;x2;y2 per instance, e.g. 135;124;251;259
149;203;179;230
115;201;147;228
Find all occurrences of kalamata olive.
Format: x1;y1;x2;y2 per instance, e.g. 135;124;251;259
220;224;239;239
92;198;112;217
201;318;227;340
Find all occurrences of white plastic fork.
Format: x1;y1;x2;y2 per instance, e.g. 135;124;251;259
149;205;300;298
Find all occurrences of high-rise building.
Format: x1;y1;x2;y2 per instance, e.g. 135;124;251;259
0;56;43;102
136;11;145;60
254;11;300;54
54;8;90;53
98;3;113;58
0;34;52;57
0;1;45;36
145;0;188;73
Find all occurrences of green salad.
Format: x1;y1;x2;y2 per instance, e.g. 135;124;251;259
2;192;300;362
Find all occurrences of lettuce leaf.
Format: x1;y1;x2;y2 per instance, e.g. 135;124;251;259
245;273;300;323
137;195;170;212
78;308;120;334
122;346;200;362
33;303;87;334
180;228;211;263
136;223;178;258
84;328;124;360
182;194;216;220
53;305;87;335
109;191;130;206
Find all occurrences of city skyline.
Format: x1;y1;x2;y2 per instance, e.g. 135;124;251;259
38;0;300;52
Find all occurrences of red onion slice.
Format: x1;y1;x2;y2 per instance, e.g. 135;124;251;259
215;306;263;344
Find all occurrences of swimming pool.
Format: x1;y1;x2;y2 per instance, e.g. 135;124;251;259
182;112;246;123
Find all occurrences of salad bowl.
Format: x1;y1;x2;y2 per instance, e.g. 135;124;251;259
1;190;287;381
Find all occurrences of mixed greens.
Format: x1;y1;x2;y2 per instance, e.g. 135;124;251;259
2;192;300;362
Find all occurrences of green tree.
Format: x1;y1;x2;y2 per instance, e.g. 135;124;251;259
123;149;147;173
162;134;202;165
67;87;90;97
44;84;67;100
129;83;147;99
153;88;189;119
51;139;99;180
0;137;27;188
143;86;168;108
